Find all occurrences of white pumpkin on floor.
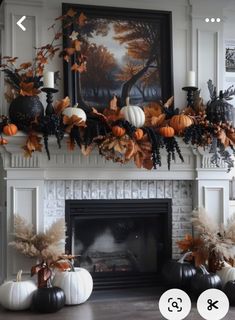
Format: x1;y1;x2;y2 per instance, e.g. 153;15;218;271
217;261;235;287
53;267;93;305
121;97;145;128
0;270;37;310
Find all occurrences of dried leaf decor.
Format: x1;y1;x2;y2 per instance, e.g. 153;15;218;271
9;215;66;263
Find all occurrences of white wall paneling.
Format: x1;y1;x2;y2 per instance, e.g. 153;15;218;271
6;180;44;277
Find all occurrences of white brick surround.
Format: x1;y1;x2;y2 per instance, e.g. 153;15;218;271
44;180;193;258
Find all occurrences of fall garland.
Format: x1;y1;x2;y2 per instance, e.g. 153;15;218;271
0;8;235;171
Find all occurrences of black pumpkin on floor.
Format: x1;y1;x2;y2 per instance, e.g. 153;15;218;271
162;252;196;289
191;265;222;297
31;286;65;313
224;280;235;305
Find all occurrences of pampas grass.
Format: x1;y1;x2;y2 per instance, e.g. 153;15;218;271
192;208;235;268
9;215;66;262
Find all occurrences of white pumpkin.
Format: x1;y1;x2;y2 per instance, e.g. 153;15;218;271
121;97;145;128
217;262;235;287
0;270;37;310
63;103;87;122
53;267;93;305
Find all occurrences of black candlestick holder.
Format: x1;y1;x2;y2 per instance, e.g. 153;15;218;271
41;87;58;115
182;86;198;108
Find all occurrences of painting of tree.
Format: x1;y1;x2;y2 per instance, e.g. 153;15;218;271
63;4;173;110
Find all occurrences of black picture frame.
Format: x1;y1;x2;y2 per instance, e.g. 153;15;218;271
62;3;173;111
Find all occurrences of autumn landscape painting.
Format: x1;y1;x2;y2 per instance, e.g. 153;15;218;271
63;4;173;109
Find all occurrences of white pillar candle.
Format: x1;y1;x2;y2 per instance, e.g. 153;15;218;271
43;71;54;88
187;70;196;87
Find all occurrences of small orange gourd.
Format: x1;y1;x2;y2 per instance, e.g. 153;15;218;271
3;123;18;136
112;125;126;137
169;114;193;134
0;137;8;145
133;128;144;140
159;126;175;138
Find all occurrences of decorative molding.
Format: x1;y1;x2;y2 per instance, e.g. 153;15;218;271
203;186;224;223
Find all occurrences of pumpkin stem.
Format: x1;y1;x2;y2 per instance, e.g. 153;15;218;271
177;251;192;263
74;103;79;108
16;269;22;282
125;97;130;106
199;264;209;275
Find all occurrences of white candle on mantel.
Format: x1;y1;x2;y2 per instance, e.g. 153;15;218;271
187;70;196;87
43;71;54;88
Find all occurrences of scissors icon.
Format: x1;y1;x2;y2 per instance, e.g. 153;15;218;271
207;299;219;310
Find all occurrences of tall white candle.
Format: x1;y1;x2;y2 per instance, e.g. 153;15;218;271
187;70;196;87
43;71;54;88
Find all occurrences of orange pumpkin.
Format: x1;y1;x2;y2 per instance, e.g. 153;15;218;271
159;126;175;138
112;125;126;137
3;123;18;136
0;137;8;145
133;128;144;140
169;114;193;134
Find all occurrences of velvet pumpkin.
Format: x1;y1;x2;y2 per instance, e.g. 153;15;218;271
217;261;235;287
159;126;175;138
121;98;145;128
133;128;144;140
206;90;233;124
3;123;18;136
162;252;196;289
191;265;222;297
224;280;235;305
169;114;193;134
0;270;37;310
63;103;87;122
112;125;126;137
53;267;93;305
31;286;65;313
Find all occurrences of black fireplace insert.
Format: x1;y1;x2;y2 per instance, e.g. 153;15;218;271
65;199;172;290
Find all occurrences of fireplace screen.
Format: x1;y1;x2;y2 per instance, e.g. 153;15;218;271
65;199;172;289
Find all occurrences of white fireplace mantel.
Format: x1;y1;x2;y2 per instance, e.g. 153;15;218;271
0;133;232;281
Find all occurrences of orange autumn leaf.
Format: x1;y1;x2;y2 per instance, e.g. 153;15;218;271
64;55;70;62
66;8;77;17
217;129;230;148
67;138;76;151
91;107;108;123
19;62;32;69
55;15;66;21
66;48;76;56
63;114;86;133
52;260;71;271
19;82;40;96
71;63;86;73
7;57;18;63
54;96;70;114
36;55;48;65
25;69;34;77
22;133;42;157
73;39;81;51
0;137;8;145
177;234;203;252
77;12;87;26
55;32;63;40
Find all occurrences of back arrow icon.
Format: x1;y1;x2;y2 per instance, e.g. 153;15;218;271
17;16;26;31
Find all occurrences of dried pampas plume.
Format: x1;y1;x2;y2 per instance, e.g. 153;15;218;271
9;215;66;262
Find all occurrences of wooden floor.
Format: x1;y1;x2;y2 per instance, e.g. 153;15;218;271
1;288;235;319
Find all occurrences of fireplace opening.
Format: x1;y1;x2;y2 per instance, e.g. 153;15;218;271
65;199;172;290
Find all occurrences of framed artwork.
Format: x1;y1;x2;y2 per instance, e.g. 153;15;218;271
62;3;173;111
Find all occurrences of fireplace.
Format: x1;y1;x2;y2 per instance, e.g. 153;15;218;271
65;199;172;289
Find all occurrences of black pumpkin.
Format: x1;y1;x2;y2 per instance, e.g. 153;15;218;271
31;286;65;313
191;265;222;297
206;90;233;124
9;95;44;131
224;280;235;305
162;252;196;289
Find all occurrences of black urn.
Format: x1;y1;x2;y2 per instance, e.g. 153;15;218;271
206;90;233;124
9;95;44;130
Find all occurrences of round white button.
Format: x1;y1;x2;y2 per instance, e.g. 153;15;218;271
197;288;229;320
158;288;191;320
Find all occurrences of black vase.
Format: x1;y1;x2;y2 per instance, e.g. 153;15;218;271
9;95;44;130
